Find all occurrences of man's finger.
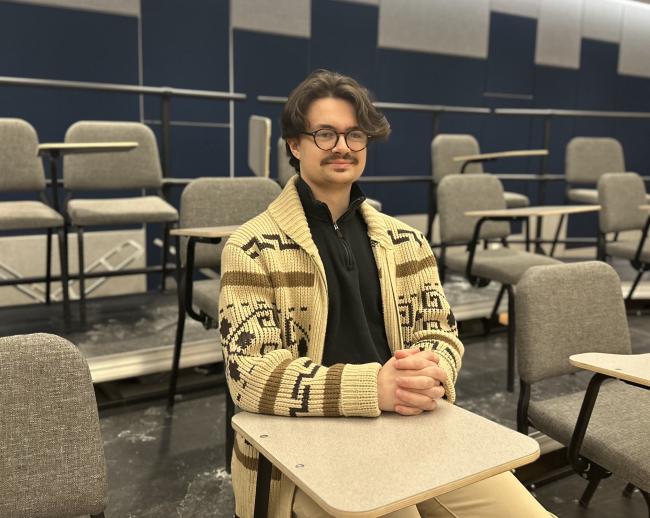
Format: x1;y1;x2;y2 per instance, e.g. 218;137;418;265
396;375;436;390
393;348;421;359
396;389;437;411
394;404;423;416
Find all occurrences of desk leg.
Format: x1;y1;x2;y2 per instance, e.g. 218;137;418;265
254;453;273;518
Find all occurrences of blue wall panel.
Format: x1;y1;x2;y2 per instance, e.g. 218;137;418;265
234;29;310;177
141;0;229;123
310;0;378;92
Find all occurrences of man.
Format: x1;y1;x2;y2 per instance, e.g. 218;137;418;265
219;70;552;518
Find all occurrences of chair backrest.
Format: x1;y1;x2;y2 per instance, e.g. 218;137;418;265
565;137;625;185
0;333;107;517
180;177;282;269
0;118;46;192
598;172;648;234
277;137;296;187
63;120;163;191
248;116;272;178
431;134;484;183
437;174;510;244
516;261;632;384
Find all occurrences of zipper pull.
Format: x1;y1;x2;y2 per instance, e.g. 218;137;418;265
332;221;344;238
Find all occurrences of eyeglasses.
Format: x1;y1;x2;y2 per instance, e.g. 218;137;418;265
301;128;370;152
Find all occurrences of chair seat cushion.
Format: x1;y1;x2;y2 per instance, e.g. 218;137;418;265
606;240;650;262
529;380;650;491
504;191;529;209
0;201;64;230
67;196;178;226
444;248;560;285
567;188;599;204
193;278;220;322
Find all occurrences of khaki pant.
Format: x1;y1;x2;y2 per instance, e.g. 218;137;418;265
293;472;554;518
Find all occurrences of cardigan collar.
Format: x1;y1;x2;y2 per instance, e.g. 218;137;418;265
268;176;393;255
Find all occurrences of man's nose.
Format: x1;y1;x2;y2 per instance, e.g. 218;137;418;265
331;133;351;153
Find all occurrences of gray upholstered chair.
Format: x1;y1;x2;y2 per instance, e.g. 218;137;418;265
0;333;107;517
249;116;272;178
0;118;70;327
63;121;179;324
516;261;650;511
167;177;282;472
432;134;530;207
565;137;626;204
277;137;297;187
437;174;559;391
597;172;650;301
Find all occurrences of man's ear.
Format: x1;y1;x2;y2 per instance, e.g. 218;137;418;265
287;138;300;161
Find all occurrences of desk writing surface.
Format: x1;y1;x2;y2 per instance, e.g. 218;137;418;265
464;205;600;218
38;142;139;155
570;353;650;387
453;149;548;162
170;225;239;239
232;401;539;517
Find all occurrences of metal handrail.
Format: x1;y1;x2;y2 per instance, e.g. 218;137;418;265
0;75;245;100
257;94;490;143
0;75;247;176
494;108;650;119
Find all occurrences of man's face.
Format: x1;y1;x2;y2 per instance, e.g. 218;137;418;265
287;97;366;189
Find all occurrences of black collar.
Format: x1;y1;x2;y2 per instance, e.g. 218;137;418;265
297;176;366;223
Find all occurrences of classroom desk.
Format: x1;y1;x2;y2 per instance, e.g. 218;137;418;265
453;149;548;175
464;205;600;255
233;401;540;518
169;225;240;239
38;141;139;212
570;352;650;387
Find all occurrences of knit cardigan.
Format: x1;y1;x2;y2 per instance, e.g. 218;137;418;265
218;176;464;518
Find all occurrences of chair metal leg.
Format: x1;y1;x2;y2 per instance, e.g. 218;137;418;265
226;392;235;473
489;284;506;323
627;268;645;302
579;477;602;508
623;483;636;498
550;214;565;258
167;297;186;409
160;223;171;292
77;227;87;326
640;489;650;518
57;227;71;331
506;285;516;393
45;228;53;304
254;453;272;518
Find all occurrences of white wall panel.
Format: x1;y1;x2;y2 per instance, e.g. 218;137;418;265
490;0;540;18
7;0;138;17
378;0;490;58
535;0;583;69
618;2;650;77
231;0;310;38
582;0;622;43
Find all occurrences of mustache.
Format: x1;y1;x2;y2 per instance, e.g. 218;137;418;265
321;153;359;166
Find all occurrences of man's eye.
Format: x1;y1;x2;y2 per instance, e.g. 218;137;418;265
348;130;366;141
318;130;336;139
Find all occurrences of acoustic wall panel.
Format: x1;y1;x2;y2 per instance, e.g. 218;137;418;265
490;0;540;19
378;0;490;59
582;0;621;43
6;0;138;17
535;0;583;69
310;0;378;92
231;0;310;38
618;2;650;78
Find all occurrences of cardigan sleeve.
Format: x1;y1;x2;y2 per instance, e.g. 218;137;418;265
403;239;464;404
218;242;381;418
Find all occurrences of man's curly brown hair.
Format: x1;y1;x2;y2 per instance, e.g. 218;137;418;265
281;69;391;173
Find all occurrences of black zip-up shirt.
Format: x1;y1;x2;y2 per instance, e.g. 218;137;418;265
297;177;391;367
